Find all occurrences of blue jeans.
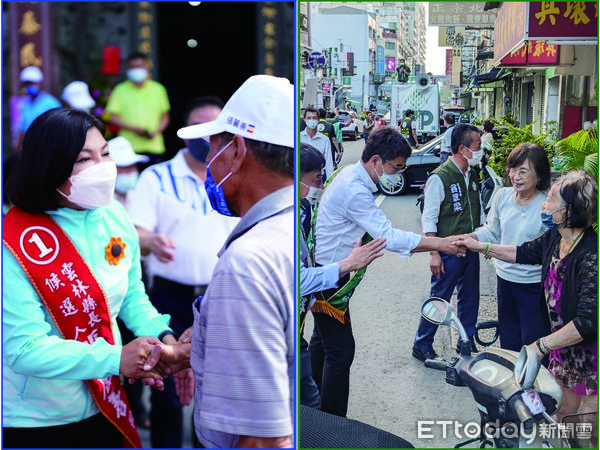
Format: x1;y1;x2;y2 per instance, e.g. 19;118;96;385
414;250;480;352
300;337;321;409
497;276;549;351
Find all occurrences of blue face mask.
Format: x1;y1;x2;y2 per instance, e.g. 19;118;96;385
204;140;239;217
26;84;40;97
188;138;210;163
541;208;564;230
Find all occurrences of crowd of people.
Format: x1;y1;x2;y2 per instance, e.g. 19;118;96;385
299;109;597;445
3;70;294;448
3;58;597;448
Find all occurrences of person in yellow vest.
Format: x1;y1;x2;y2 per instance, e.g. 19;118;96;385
106;52;170;170
2;107;175;448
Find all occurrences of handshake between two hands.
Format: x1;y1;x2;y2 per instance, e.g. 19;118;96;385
437;234;481;257
120;327;194;405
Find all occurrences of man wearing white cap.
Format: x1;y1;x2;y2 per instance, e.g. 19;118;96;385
61;81;96;113
140;75;294;448
14;66;61;152
128;96;238;448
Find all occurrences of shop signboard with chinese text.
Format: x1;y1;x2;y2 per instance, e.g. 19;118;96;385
493;2;528;65
332;52;346;69
500;40;559;66
529;2;597;39
438;27;465;47
9;3;52;94
429;2;498;26
451;48;462;87
494;2;597;64
386;57;396;72
376;45;385;75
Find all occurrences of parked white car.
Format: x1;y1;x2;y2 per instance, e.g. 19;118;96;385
339;111;364;140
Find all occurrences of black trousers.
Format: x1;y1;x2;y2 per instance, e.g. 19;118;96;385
2;413;122;448
309;307;355;418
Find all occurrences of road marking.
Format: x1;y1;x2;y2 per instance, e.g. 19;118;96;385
375;194;386;207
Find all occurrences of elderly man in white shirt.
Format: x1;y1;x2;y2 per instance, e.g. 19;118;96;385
309;126;465;418
300;107;334;179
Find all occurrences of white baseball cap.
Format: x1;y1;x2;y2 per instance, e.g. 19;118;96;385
20;66;44;83
62;81;96;110
177;75;293;148
108;137;149;167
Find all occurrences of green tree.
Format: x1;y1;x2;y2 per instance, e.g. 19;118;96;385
553;127;598;177
488;120;558;177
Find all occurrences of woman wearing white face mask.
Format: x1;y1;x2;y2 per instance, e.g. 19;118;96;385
108;136;149;210
2;108;177;448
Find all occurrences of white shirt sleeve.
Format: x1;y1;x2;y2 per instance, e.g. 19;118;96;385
421;174;445;234
346;190;421;257
128;168;161;232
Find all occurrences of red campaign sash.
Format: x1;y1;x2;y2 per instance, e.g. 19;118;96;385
3;207;142;448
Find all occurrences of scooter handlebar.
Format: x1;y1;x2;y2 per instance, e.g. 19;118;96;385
424;359;448;371
509;396;535;428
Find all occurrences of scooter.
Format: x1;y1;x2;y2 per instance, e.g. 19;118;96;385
420;297;569;448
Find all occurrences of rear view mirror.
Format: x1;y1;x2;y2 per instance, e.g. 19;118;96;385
421;297;471;354
421;297;451;325
514;345;541;390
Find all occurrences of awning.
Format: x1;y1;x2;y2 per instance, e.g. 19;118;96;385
470;68;506;88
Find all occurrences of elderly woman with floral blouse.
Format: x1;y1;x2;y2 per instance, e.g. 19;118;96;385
458;170;597;433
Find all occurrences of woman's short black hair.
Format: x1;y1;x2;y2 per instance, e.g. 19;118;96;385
557;170;598;229
506;142;551;191
361;126;412;163
300;143;325;177
483;120;494;133
6;108;105;213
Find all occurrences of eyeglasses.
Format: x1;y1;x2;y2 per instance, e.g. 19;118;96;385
384;160;407;174
508;168;533;178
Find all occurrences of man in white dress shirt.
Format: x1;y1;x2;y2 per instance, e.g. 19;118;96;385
309;126;465;417
300;107;334;179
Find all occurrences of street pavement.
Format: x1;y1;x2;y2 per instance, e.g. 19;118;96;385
303;138;500;448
